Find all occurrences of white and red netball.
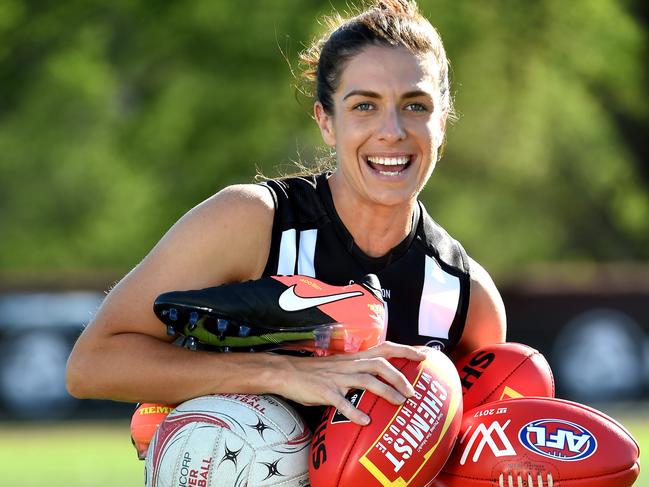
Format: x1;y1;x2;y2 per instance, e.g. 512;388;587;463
309;347;463;487
434;397;640;486
454;342;555;410
145;394;311;487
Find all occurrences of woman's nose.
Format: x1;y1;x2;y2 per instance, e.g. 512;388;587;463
377;107;406;142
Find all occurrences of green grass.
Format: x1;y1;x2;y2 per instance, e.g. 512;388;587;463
0;420;143;487
0;406;646;487
604;404;648;487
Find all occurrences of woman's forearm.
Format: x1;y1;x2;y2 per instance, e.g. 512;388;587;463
66;331;283;404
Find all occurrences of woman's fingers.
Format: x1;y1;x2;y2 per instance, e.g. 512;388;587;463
276;344;431;426
329;391;370;426
331;342;428;397
327;370;410;425
324;373;405;426
345;341;429;362
347;372;407;405
348;357;415;399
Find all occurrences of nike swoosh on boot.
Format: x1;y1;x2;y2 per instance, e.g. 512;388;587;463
278;286;363;312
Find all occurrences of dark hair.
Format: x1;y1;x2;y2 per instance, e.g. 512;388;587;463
300;0;453;119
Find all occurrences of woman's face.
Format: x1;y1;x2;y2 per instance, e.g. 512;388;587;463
315;45;447;208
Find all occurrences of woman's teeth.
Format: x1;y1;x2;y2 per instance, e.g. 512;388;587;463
366;155;411;175
367;156;410;166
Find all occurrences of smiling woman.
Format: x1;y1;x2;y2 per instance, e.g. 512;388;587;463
66;0;505;463
314;45;445;218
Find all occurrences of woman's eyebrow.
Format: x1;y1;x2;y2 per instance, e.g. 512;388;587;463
342;89;430;100
402;90;429;99
343;89;381;100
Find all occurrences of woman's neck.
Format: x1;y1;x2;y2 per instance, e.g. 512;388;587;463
328;173;416;258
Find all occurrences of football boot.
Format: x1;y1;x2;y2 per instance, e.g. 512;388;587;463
154;274;387;355
130;402;176;460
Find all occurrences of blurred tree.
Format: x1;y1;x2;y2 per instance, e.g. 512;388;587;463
0;0;322;271
0;0;646;276
417;0;649;271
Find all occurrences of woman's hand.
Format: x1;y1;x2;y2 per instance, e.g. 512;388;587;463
274;341;428;425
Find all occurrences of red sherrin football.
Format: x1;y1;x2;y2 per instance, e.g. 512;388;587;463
454;342;555;410
309;348;463;487
434;397;640;487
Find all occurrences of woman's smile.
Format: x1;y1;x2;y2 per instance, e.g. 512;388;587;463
316;44;445;208
364;153;415;179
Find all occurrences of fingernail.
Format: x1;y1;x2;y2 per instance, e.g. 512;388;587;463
361;415;370;426
406;385;416;397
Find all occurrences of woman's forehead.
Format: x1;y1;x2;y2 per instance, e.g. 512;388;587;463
338;45;439;96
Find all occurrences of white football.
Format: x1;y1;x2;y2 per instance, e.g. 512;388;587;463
145;394;311;487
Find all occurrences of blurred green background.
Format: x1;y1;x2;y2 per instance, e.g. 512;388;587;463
1;0;647;278
0;0;647;485
1;408;646;486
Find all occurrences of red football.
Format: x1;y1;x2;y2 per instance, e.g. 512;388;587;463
454;342;555;410
434;397;640;487
309;348;463;487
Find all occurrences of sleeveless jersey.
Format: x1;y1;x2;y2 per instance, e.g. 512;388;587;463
259;173;471;353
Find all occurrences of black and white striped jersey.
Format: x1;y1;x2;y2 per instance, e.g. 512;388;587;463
259;172;471;353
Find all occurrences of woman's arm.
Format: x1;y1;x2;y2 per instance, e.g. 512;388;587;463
66;184;424;425
66;184;277;402
452;257;507;359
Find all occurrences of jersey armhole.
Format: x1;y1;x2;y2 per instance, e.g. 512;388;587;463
257;180;279;211
257;180;284;276
416;201;472;352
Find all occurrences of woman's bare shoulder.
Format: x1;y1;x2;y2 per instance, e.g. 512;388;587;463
453;257;507;358
89;183;276;340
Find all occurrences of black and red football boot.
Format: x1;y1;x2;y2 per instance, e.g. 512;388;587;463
153;274;387;356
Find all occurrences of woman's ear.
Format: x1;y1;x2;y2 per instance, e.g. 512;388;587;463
435;108;449;161
438;108;448;142
314;102;336;147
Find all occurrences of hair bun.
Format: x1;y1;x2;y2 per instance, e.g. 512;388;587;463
374;0;419;16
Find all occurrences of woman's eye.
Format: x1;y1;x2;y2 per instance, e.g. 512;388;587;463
405;103;428;112
354;102;374;111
